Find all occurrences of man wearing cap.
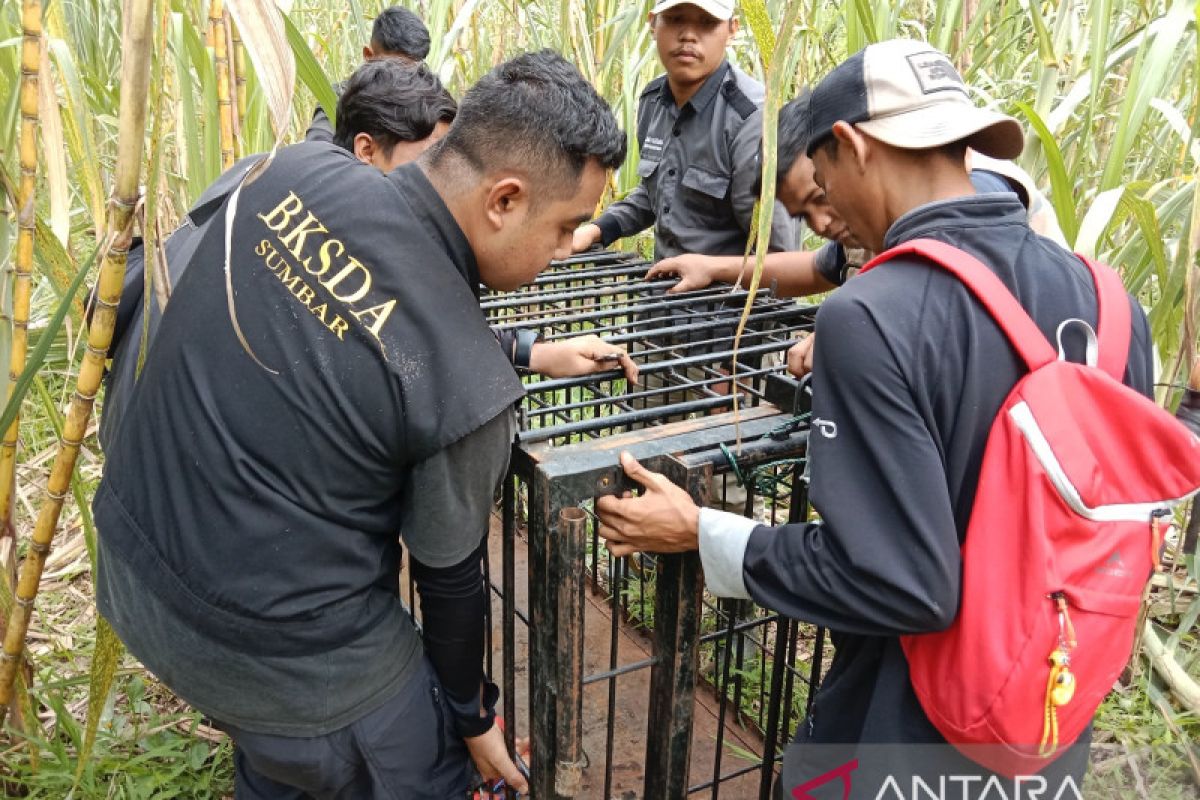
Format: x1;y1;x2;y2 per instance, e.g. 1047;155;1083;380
643;90;1069;376
594;39;1152;793
645;91;1067;301
571;0;797;258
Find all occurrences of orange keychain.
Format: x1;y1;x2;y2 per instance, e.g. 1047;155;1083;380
1039;594;1077;757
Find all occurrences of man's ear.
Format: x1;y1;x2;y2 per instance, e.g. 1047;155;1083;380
832;121;869;174
484;177;529;231
647;12;657;36
353;133;376;166
362;45;374;61
729;18;739;35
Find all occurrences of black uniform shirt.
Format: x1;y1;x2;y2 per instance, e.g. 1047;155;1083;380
593;61;797;258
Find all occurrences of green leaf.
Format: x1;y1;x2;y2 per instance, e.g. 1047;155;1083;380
74;616;126;785
0;243;97;439
1014;100;1080;245
33;213;85;324
281;12;337;128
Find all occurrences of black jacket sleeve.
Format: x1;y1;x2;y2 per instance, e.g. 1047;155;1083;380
740;293;963;636
410;541;492;735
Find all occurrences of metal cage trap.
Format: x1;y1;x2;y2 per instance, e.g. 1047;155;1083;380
478;251;825;799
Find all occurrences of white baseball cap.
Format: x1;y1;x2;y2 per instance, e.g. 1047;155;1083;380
650;0;736;22
806;39;1023;160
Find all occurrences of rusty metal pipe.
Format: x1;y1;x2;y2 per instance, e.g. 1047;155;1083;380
554;507;588;797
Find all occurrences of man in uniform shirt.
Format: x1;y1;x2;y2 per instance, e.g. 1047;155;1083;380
594;39;1152;795
95;50;626;799
571;0;796;258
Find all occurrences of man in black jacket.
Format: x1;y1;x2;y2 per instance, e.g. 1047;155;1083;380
596;39;1153;796
96;50;625;799
101;58;634;451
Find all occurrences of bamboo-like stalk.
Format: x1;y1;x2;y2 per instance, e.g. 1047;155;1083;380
222;13;241;159
210;0;235;169
0;0;156;729
1;0;44;571
231;18;247;154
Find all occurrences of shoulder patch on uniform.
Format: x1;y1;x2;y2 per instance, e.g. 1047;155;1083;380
722;81;757;120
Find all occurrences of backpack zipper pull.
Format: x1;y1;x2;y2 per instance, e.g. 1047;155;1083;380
1150;509;1170;573
1054;591;1077;649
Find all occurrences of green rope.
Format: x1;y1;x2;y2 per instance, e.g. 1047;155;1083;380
745;457;807;496
719;412;809;491
718;442;747;487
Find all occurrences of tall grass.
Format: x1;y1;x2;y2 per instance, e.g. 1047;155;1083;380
0;0;1195;792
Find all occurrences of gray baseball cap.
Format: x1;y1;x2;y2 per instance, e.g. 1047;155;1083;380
806;39;1023;160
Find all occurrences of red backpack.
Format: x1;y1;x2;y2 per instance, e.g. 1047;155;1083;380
858;239;1200;777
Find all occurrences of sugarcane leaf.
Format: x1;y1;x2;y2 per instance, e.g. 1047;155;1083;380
225;0;294;141
1014;100;1080;245
0;244;96;440
281;11;336;128
73;616;125;785
1075;186;1126;259
38;46;71;246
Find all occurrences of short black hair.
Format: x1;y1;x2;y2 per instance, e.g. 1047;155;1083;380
333;59;456;154
776;90;812;186
431;49;626;196
370;6;431;61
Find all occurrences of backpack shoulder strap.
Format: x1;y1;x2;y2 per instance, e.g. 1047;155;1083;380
860;238;1057;372
1074;254;1130;382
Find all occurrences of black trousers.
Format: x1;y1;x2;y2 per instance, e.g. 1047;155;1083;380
216;658;471;799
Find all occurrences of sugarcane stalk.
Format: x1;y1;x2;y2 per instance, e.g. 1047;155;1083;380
1142;621;1200;716
210;0;235;169
231;18;247;155
0;0;156;729
224;13;242;157
1;0;44;572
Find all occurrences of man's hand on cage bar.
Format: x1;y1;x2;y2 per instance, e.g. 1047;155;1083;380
529;334;640;384
787;333;816;378
596;452;701;557
647;253;731;294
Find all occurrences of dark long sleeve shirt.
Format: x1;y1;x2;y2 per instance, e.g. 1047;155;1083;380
698;193;1153;786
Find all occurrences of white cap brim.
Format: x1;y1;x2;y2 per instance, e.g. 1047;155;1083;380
650;0;735;21
857;105;1023;160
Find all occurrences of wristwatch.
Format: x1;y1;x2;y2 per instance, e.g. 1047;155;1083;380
513;328;540;371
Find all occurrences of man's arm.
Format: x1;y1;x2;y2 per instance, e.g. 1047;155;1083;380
574;182;657;253
400;411;528;793
646;249;836;297
702;294;962;634
494;328;639;383
597;293;962;636
728;110;798;253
